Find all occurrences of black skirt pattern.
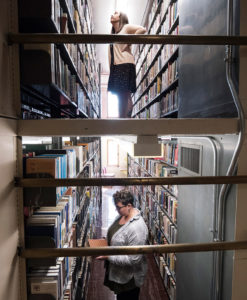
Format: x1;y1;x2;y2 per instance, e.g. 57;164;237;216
108;63;137;94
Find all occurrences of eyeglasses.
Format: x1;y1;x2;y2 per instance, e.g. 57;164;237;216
115;205;127;210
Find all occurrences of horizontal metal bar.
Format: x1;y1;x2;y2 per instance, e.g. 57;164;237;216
15;176;247;187
17;118;239;136
19;241;247;258
8;33;247;45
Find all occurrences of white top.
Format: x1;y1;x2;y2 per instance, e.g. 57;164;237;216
108;24;146;66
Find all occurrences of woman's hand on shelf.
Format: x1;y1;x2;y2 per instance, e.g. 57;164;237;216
95;255;108;260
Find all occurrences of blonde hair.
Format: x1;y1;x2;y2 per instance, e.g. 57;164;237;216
111;12;129;34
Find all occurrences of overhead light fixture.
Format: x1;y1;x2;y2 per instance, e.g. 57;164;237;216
134;135;162;157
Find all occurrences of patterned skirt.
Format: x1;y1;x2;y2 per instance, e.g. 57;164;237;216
108;63;136;94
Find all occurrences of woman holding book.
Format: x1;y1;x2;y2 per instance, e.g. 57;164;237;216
96;189;148;300
108;12;146;118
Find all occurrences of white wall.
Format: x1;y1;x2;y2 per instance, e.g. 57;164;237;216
101;136;128;177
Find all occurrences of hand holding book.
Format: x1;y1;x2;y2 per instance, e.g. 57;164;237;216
88;238;109;260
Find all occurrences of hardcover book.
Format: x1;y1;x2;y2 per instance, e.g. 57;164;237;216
88;239;108;247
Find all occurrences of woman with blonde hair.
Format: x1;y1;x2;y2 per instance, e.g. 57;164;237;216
108;12;146;118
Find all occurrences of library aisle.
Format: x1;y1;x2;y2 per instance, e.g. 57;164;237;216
86;187;169;300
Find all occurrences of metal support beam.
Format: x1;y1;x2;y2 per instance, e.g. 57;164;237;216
17;118;239;136
15;176;247;187
19;240;247;258
8;33;247;45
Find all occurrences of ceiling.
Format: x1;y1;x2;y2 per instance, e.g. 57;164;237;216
91;0;149;73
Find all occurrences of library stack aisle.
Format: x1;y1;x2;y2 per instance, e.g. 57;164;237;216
2;1;247;300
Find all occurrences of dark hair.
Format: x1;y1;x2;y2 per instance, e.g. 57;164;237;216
113;189;134;206
111;12;129;34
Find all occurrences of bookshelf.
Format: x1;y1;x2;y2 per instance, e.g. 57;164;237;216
127;140;178;300
133;0;179;119
22;137;101;299
19;0;100;120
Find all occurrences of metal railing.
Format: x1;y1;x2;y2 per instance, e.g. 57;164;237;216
8;33;247;45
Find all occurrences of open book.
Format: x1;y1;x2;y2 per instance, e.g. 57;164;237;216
88;239;108;247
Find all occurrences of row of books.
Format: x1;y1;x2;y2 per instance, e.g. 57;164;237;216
161;60;178;89
21;105;51;120
136;69;178;114
60;0;92;35
22;42;96;117
128;152;178;298
136;40;178;99
54;46;79;104
131;192;177;300
129;178;177;244
133;44;179;118
162;214;177;244
59;44;99;114
155;186;178;222
61;1;100;100
19;0;100;120
135;107;157;119
49;0;98;101
61;8;99;106
136;44;160;83
24;140;99;177
149;0;178;36
133;87;178;118
135;156;178;176
147;0;175;35
133;1;179;119
128;161;151;179
52;0;61;32
24;153;68;200
74;0;99;82
156;254;177;300
23;141;99;205
160;1;178;35
162;142;179;167
161;87;179;115
87;157;101;178
26;187;97;299
136;0;178;73
144;184;178;224
161;252;176;278
145;194;177;244
148;216;177;300
73;9;100;100
136;42;178;87
129;155;178;197
153;199;177;244
65;256;90;300
26;187;78;248
27;256;68;300
149;102;161;118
